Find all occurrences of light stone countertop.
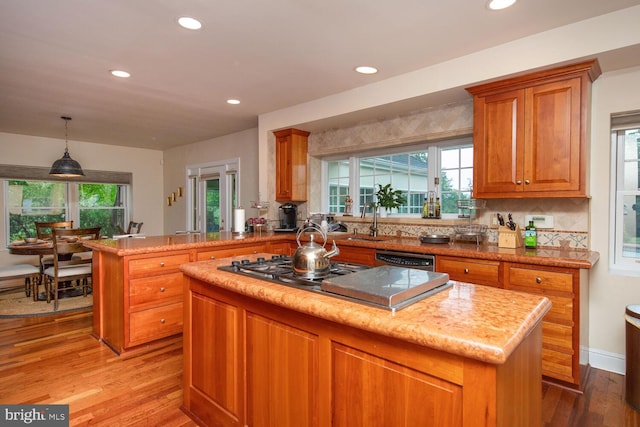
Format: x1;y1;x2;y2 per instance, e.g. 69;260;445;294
181;254;552;365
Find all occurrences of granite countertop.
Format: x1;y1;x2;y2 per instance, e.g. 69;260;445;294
181;254;552;365
83;231;599;269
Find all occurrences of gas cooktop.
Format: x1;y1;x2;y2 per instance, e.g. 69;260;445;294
217;255;452;312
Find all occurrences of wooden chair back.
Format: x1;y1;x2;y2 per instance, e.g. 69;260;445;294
35;221;74;240
51;227;101;264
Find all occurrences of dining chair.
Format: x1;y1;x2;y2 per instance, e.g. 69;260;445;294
43;227;101;311
35;221;76;272
0;264;41;300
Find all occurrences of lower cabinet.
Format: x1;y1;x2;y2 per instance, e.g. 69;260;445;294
332;245;376;266
504;263;588;389
183;277;542;427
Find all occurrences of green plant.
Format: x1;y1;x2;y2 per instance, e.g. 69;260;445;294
375;184;406;210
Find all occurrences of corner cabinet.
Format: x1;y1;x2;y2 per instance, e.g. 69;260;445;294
466;60;601;198
274;128;309;202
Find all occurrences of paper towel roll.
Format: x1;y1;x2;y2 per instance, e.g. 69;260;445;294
233;208;245;233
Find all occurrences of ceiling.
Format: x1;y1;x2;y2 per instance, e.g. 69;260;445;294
1;0;639;151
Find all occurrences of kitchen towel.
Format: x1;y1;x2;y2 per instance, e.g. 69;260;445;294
233;208;245;233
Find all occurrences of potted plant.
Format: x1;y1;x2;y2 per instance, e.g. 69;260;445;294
375;184;406;217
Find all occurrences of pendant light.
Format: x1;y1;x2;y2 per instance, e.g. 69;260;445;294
49;116;85;177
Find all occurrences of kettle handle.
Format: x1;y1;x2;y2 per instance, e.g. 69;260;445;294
296;224;327;248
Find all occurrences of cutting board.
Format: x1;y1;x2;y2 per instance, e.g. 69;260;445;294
321;266;450;308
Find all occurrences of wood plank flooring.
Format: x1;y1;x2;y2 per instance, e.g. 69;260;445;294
0;310;638;426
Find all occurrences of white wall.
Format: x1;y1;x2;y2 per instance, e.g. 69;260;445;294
0;132;163;265
588;66;640;373
162;128;259;234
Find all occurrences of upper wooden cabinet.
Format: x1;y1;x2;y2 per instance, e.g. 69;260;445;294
274;128;310;202
466;60;601;198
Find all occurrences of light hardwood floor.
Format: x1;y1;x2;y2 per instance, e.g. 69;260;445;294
0;310;638;426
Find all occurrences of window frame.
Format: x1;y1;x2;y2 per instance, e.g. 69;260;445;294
609;114;640;276
322;137;472;218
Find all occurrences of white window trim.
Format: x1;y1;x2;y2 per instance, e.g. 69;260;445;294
321;138;470;219
608;123;640;277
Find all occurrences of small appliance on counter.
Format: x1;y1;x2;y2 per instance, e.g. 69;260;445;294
274;202;298;232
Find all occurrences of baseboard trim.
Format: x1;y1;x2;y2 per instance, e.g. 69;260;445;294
589;347;626;375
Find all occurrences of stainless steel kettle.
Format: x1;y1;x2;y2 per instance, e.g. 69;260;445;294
293;224;340;278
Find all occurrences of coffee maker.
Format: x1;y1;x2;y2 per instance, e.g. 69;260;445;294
277;203;298;231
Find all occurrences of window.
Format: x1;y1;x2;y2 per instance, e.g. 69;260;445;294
325;137;472;217
611;111;640;275
5;180;129;241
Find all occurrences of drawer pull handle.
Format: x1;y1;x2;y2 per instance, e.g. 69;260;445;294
159;262;165;267
160;319;166;324
464;268;469;274
536;277;542;284
210;256;215;260
160;287;166;292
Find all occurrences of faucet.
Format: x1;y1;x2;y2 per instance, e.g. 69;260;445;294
369;202;378;237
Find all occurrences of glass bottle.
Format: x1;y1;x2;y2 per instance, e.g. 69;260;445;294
422;197;429;218
525;220;537;249
435;197;441;219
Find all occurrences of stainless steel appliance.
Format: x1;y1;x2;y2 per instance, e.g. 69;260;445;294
275;203;297;231
375;250;436;271
218;254;450;312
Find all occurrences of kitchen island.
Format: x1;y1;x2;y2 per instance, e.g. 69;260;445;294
180;254;551;427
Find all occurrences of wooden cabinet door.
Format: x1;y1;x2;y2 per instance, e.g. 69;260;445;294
246;312;319;427
274;128;309;202
332;343;462;427
275;133;293;201
189;293;243;427
473;89;525;196
332;245;376;266
524;77;582;193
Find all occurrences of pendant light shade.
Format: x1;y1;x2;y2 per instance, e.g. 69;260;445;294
49;116;84;177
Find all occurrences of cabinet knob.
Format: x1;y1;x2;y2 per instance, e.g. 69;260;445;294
516;180;522;185
160;319;166;324
525;179;531;185
159;262;165;267
464;268;469;274
210;256;215;260
160;287;165;292
536;277;542;284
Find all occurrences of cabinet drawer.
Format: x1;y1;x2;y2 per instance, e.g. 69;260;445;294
333;246;376;266
196;244;267;261
542;321;573;351
129;272;184;308
129;302;183;345
508;266;573;293
542;348;574;382
510;289;573;324
436;256;500;287
128;253;190;276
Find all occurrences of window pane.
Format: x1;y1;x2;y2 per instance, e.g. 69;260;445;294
7;180;66;241
441;145;473;215
79;183;126;237
622;194;640;258
614;127;640;270
328;160;350;213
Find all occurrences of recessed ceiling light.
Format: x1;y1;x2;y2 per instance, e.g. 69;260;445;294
227;99;240;105
355;66;378;75
487;0;516;10
110;70;131;78
178;16;202;30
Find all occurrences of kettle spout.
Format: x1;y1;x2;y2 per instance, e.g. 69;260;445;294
325;240;340;259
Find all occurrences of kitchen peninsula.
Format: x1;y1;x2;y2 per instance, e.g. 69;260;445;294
180;254;551;427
